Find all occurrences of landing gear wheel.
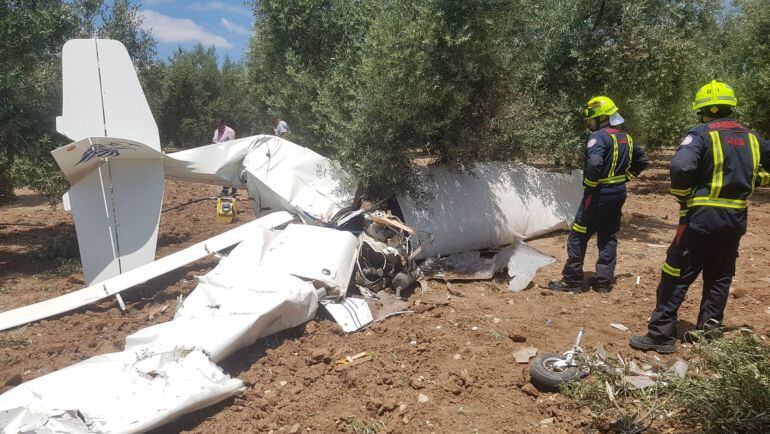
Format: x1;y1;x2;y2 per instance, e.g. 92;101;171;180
529;353;581;392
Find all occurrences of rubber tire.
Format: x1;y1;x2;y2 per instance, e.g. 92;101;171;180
529;353;581;392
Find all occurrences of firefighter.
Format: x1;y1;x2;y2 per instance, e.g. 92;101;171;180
630;80;770;354
549;96;649;293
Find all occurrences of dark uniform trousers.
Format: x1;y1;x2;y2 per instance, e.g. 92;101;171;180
562;189;626;285
647;223;741;343
644;117;767;343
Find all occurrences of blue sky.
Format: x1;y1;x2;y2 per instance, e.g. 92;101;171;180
139;0;253;62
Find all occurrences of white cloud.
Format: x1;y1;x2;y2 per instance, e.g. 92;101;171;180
220;18;250;36
190;2;250;15
140;10;233;49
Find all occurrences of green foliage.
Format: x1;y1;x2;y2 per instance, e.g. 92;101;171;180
247;0;744;197
248;0;524;196
675;330;770;433
346;417;385;434
10;135;70;201
0;337;31;350
97;0;157;73
153;45;253;147
726;0;770;137
0;152;13;203
0;0;158;201
0;0;78;202
30;230;82;276
519;0;725;151
50;258;82;277
33;231;80;262
563;330;770;433
2;0;769;200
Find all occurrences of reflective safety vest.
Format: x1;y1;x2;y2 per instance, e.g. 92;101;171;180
583;128;639;189
671;119;768;212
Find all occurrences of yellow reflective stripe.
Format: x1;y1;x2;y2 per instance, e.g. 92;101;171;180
662;262;681;278
572;223;587;234
597;175;627;184
759;168;770;187
687;196;748;209
627;134;634;173
694;97;712;106
608;134;619;178
625;171;636;180
749;133;760;193
678;209;688;218
583;178;599;187
670;187;692;197
709;131;724;199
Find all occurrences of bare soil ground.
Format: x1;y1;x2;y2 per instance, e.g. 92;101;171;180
1;151;769;433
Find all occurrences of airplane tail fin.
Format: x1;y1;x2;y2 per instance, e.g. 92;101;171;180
55;39;164;285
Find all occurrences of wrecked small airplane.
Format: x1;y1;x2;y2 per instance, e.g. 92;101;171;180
0;39;581;433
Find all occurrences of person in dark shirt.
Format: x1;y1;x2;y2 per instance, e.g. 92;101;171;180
548;96;649;294
630;80;770;354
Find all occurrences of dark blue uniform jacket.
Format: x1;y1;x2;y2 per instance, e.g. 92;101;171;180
670;118;770;238
583;127;649;195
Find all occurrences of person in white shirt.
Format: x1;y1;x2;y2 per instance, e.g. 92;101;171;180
272;116;290;138
213;118;237;196
213;118;235;143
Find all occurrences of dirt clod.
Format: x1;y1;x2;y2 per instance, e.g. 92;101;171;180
3;372;22;388
309;348;331;364
521;383;540;398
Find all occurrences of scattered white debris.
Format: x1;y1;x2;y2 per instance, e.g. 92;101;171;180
636;276;641;285
418;393;430;404
671;359;688;378
321;297;373;332
148;304;169;321
610;323;629;332
507;241;556;292
624;375;657;390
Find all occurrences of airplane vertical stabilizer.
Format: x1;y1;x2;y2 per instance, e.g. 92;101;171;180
57;39;160;149
55;39;164;284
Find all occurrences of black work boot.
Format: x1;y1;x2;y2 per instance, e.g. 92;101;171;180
547;279;582;293
684;320;724;344
591;278;613;293
629;335;675;354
